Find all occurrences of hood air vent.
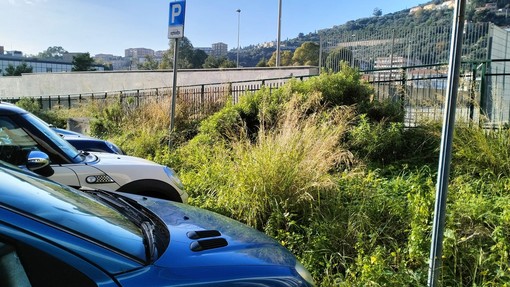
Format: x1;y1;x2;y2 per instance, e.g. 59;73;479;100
186;230;221;239
190;238;228;252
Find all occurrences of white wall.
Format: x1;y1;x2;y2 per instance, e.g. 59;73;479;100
0;67;319;98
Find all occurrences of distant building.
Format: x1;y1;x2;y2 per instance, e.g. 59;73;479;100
0;54;104;76
5;51;23;57
0;46;4;55
125;48;155;69
94;54;130;70
211;42;228;57
258;41;276;48
374;56;422;69
373;56;423;79
125;48;154;59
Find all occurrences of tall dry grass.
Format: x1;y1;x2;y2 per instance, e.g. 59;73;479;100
211;92;356;228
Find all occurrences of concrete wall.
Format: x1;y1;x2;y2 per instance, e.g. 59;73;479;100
0;67;319;98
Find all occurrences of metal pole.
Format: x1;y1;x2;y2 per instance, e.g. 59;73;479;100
276;0;282;67
169;38;179;144
389;29;395;77
236;9;241;68
427;0;466;286
319;36;323;73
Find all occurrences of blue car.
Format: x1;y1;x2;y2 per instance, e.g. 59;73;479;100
0;161;314;287
51;127;125;155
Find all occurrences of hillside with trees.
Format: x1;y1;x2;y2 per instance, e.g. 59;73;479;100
230;0;510;67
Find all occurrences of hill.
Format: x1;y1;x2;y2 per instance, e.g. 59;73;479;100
230;0;510;67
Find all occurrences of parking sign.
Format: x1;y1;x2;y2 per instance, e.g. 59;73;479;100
168;1;185;39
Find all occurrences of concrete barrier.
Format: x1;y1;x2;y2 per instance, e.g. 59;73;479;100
0;67;319;98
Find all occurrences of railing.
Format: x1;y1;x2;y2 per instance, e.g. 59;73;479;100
362;60;510;126
3;61;510;127
1;75;311;120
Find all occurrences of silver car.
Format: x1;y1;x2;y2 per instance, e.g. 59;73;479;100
0;102;187;203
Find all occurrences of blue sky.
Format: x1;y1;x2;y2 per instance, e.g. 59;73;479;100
2;0;427;56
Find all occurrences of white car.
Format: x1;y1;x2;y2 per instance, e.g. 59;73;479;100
0;102;187;203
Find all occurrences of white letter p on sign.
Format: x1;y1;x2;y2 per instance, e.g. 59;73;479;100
171;4;181;23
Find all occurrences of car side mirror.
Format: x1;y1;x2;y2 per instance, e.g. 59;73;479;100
27;151;50;171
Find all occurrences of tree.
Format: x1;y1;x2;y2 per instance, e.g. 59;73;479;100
191;49;208;69
72;53;96;71
203;56;236;68
2;62;33;76
267;50;293;67
325;47;353;72
137;55;159;70
37;46;68;59
292;42;320;66
160;37;197;69
373;7;382;17
256;58;268;67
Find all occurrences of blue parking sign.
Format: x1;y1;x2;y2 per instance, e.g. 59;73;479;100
168;1;185;39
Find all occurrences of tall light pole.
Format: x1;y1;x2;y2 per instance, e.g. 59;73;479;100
236;9;241;68
276;0;282;67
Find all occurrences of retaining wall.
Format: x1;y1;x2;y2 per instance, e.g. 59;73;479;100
0;67;319;98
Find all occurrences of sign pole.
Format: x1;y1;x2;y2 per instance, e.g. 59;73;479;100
427;0;466;286
170;38;179;133
167;0;185;147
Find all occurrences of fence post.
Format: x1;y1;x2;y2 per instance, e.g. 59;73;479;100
68;95;71;109
469;63;476;123
201;85;205;116
399;68;407;110
479;62;488;123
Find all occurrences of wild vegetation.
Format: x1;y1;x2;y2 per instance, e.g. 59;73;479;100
25;66;510;286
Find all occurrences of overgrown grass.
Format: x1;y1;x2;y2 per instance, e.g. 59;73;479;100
31;67;510;286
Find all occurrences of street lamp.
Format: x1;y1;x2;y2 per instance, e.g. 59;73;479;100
276;0;282;67
236;9;241;68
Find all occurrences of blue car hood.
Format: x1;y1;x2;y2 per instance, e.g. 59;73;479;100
135;196;296;269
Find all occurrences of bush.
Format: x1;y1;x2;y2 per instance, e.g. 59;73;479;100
453;125;510;177
15;97;67;127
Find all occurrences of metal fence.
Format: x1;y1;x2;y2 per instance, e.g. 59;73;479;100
1;76;308;121
319;22;493;72
319;22;509;126
3;61;509;127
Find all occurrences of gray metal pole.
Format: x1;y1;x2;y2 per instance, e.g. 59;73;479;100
389;29;395;76
236;9;241;68
276;0;282;67
169;38;179;145
319;36;323;73
427;0;466;286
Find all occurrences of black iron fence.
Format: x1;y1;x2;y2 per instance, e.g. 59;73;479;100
1;76;309;120
2;61;509;127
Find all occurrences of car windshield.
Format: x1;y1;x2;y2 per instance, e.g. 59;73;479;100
0;163;149;262
21;113;83;161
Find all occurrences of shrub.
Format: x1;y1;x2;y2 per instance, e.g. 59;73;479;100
453;125;510;177
15;97;67;127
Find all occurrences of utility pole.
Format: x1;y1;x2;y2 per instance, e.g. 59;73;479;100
276;0;282;67
236;9;241;68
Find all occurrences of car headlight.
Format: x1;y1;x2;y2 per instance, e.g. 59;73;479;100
295;261;315;286
163;166;185;191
